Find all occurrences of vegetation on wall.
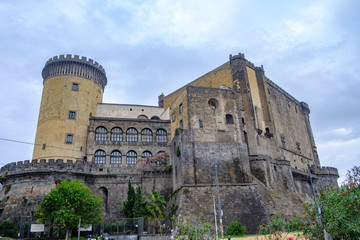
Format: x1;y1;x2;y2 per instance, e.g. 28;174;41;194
176;146;181;157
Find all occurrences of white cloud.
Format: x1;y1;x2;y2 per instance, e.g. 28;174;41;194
318;137;360;184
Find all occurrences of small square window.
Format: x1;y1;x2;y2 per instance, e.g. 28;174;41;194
179;103;183;114
65;134;73;144
69;111;76;119
72;83;79;91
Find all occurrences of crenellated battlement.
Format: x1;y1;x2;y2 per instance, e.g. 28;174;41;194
42;54;107;89
45;54;106;71
266;77;303;107
0;159;169;178
0;159;136;176
310;165;339;176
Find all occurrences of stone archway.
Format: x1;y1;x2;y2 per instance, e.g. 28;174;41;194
97;187;108;213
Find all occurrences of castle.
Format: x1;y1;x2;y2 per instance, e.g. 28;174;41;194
0;53;339;233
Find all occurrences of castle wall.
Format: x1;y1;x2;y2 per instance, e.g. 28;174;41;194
163;62;232;110
167;89;188;136
266;81;316;171
0;160;172;222
174;184;268;234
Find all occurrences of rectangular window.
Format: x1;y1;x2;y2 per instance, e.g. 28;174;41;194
179;103;183;114
42;144;46;150
296;142;301;151
172;113;176;122
65;134;73;144
180;119;183;129
69;111;76;119
72;83;79;91
199;119;203;129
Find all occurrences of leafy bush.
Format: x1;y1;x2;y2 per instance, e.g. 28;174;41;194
0;220;18;238
226;221;247;236
303;166;360;239
177;213;214;240
288;216;304;232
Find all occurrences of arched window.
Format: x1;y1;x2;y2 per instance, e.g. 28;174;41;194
137;114;148;119
141;151;152;159
126;128;138;143
157;150;165;155
226;114;234;124
208;98;219;109
151;116;160;120
110;127;123;142
94;150;106;164
141;128;153;143
126;151;137;165
110;150;122;164
95;127;107;142
156;129;167;144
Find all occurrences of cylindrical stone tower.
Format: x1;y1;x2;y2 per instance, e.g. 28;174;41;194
33;54;107;161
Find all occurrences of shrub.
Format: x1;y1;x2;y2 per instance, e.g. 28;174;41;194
176;146;181;157
226;221;247;236
0;220;18;238
303;166;360;239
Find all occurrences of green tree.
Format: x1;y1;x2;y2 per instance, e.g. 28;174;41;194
303;166;360;239
119;180;136;218
133;186;146;217
37;180;103;240
145;191;166;220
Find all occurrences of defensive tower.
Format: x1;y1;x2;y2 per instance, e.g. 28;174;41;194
33;54;107;161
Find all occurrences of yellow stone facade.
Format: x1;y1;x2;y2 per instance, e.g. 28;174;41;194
32;55;107;161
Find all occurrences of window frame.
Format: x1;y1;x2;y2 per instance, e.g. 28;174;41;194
141;128;153;143
95;127;108;142
94;150;106;164
65;134;73;144
72;82;79;91
110;150;122;164
141;151;152;159
69;111;76;119
225;114;234;124
156;129;167;144
110;127;123;142
126;127;138;143
126;151;137;165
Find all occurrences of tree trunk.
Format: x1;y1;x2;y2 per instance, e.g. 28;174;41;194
65;228;72;240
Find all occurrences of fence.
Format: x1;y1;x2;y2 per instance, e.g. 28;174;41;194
5;216;173;239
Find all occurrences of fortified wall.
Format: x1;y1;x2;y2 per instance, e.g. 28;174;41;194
0;159;171;222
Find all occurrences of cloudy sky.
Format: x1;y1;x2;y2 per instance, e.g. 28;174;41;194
0;0;359;184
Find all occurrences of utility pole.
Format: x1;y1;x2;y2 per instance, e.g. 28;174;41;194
78;218;81;240
214;157;224;239
213;195;218;239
